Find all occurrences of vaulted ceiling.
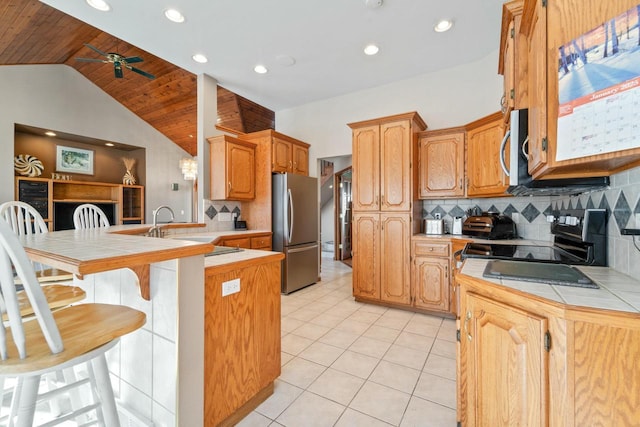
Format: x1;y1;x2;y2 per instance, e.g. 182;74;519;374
0;0;275;156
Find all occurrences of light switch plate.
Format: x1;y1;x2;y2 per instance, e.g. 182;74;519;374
222;278;240;296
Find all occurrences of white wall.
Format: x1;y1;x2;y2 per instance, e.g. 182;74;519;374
1;64;192;223
276;50;502;177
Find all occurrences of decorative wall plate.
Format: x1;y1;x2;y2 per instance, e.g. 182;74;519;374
14;154;44;177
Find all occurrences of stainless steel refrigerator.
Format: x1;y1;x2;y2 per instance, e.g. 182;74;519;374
272;173;319;294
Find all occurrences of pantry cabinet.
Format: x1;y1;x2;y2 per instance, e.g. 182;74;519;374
208;135;256;201
521;0;640;179
465;112;509;197
350;112;426;309
417;127;465;199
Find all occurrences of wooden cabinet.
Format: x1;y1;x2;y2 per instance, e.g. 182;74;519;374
350;112;426;309
521;0;640;179
457;267;640;426
350;113;426;211
411;240;450;312
208;135;256;201
417;127;465;199
498;0;528;120
121;184;144;224
204;255;282;426
466;112;509;197
217;232;272;250
449;238;471;315
240;130;310;176
460;291;547;427
352;212;411;305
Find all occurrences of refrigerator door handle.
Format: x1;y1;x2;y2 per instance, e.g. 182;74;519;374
287;243;318;254
287;188;294;242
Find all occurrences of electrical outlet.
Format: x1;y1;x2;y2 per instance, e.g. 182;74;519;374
218;212;232;221
222;278;240;296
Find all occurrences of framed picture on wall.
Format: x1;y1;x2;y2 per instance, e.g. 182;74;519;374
56;145;94;175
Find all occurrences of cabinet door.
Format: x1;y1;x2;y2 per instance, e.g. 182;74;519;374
292;144;309;176
227;142;255;200
352;213;380;299
221;237;251;249
352;125;380;211
412;257;449;311
272;137;292;173
418;131;465;198
466;116;509;197
526;0;548;176
463;292;547;427
502;16;516;117
250;235;272;250
380;213;410;305
380;120;411;211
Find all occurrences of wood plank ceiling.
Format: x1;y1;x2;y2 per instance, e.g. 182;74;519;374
0;0;274;156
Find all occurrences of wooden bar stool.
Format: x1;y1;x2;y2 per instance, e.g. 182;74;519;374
0;218;146;426
72;204;110;229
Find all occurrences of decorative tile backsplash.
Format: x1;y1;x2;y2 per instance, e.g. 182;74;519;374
201;199;240;231
422;165;640;278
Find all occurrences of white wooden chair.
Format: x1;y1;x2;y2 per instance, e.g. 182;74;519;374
0;218;146;426
72;204;110;229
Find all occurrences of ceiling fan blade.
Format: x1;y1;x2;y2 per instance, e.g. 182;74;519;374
114;62;124;78
75;58;107;63
84;43;108;57
128;66;156;80
124;56;144;64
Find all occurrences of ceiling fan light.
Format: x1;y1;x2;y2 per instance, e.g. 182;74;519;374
164;9;185;23
434;19;453;33
86;0;110;12
192;54;208;63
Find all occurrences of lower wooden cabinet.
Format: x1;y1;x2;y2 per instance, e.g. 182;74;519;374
411;239;451;312
218;233;272;250
352;212;410;305
460;291;547;427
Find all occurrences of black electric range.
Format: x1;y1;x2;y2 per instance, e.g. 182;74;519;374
461;209;607;267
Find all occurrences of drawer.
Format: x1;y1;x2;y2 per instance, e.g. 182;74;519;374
250;235;272;250
412;240;450;257
221;237;251;249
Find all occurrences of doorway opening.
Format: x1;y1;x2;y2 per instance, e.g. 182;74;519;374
318;155;352;266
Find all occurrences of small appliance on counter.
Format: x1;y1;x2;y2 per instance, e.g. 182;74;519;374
233;216;247;230
424;218;444;235
452;217;463;235
462;213;517;240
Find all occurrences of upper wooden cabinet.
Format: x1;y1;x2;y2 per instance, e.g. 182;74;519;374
466;112;509;198
521;0;640;179
208;135;256;201
349;112;427;212
498;0;528;120
417;127;466;199
240;130;310;176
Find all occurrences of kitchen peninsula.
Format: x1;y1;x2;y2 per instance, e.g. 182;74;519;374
19;226;284;426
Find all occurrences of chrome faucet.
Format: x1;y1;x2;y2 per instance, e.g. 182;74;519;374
148;205;175;237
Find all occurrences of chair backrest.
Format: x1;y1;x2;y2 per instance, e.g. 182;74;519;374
73;204;110;229
0;218;62;360
0;201;48;236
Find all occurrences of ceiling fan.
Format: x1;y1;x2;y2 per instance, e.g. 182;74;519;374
75;43;155;80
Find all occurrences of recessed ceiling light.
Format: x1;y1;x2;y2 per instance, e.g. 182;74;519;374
254;64;268;74
86;0;110;12
45;131;56;137
105;142;114;147
164;8;185;23
276;55;296;67
434;19;453;33
364;0;383;9
364;44;379;56
192;54;208;64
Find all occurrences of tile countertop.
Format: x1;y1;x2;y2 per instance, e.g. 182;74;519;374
412;233;546;246
460;258;640;314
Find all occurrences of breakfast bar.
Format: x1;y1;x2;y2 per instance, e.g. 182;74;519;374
18;227;284;426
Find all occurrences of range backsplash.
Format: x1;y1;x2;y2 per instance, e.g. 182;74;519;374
422;165;640;278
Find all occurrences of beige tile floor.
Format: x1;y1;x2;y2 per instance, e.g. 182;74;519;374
238;253;457;427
